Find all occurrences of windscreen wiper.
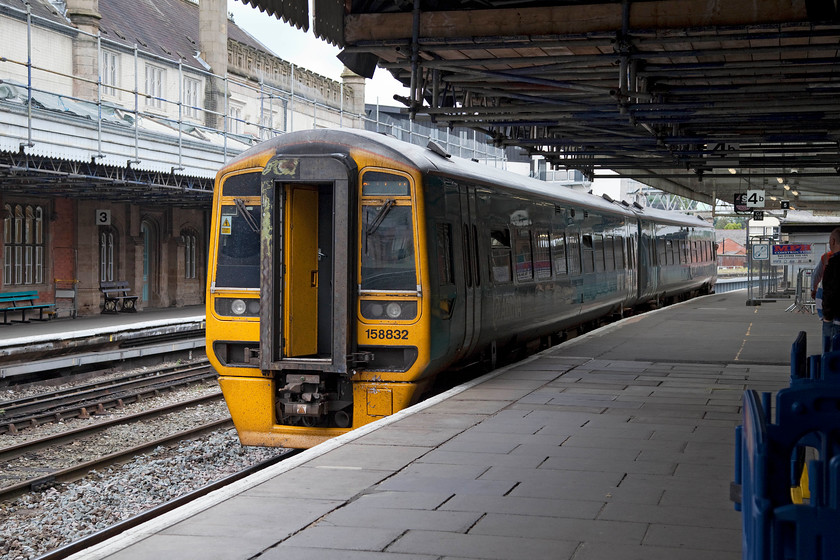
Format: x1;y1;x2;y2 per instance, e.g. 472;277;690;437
366;199;396;236
234;198;260;233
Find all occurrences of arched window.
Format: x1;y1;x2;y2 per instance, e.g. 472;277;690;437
100;227;117;283
2;204;11;285
181;230;198;279
3;204;44;285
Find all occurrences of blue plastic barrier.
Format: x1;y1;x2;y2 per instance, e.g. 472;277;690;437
734;330;840;559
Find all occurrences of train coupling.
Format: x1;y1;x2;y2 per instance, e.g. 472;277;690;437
282;400;328;417
275;372;352;428
278;373;326;418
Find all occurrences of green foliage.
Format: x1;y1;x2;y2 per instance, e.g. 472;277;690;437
715;216;747;229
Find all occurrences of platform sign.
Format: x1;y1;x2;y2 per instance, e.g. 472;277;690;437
96;209;111;226
770;243;813;266
752;244;769;261
746;190;766;208
734;193;749;213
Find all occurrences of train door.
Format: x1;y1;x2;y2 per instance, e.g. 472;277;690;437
637;220;656;300
260;155;351;377
284;185;319;357
565;225;584;317
459;186;481;357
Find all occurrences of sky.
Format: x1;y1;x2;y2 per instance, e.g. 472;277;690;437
227;0;409;106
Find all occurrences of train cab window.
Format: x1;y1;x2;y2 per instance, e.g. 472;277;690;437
550;231;567;275
514;228;534;281
361;204;416;291
435;223;454;286
215;202;261;289
567;233;581;275
221;171;260;197
604;235;615;271
582;234;595;274
490;229;512;283
534;231;551;279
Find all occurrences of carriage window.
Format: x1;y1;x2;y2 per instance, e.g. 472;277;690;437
582;234;595;274
514;228;534;281
361;204;416;291
604;235;615;271
617;236;625;269
550;231;567;275
567;233;581;275
436;223;454;286
215;203;261;289
490;229;512;283
593;234;605;273
534;231;551;279
656;238;666;266
463;224;473;288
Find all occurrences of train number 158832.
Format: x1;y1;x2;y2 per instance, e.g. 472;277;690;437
365;329;409;340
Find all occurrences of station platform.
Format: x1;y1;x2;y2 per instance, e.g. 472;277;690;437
0;306;205;380
69;290;819;560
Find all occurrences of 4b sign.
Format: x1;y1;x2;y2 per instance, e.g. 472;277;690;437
745;190;765;208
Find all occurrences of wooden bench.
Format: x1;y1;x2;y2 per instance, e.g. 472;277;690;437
100;281;139;313
0;291;55;324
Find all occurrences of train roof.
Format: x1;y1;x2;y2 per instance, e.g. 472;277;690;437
236;128;711;230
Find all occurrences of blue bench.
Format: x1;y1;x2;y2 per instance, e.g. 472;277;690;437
0;290;55;324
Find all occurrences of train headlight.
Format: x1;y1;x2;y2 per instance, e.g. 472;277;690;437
216;297;260;317
361;300;417;321
231;299;247;315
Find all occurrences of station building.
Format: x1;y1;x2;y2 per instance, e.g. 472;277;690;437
0;0;366;316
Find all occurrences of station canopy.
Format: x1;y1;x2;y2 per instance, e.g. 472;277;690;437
241;0;840;211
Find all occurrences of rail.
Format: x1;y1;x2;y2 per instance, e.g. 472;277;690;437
0;360;215;433
0;417;231;502
34;450;297;560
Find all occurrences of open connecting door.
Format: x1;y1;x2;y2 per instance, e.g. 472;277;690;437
284;186;319;357
260;155;353;375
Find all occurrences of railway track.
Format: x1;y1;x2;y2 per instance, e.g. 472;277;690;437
0;392;226;501
35;449;297;560
0;360;216;434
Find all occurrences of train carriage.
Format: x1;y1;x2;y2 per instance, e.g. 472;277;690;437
207;129;716;449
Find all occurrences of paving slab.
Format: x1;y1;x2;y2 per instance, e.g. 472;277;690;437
75;291;818;560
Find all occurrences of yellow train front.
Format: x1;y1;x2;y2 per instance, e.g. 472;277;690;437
207;129;436;448
207;128;717;449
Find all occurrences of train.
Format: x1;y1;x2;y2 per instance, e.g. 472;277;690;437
206;128;716;448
